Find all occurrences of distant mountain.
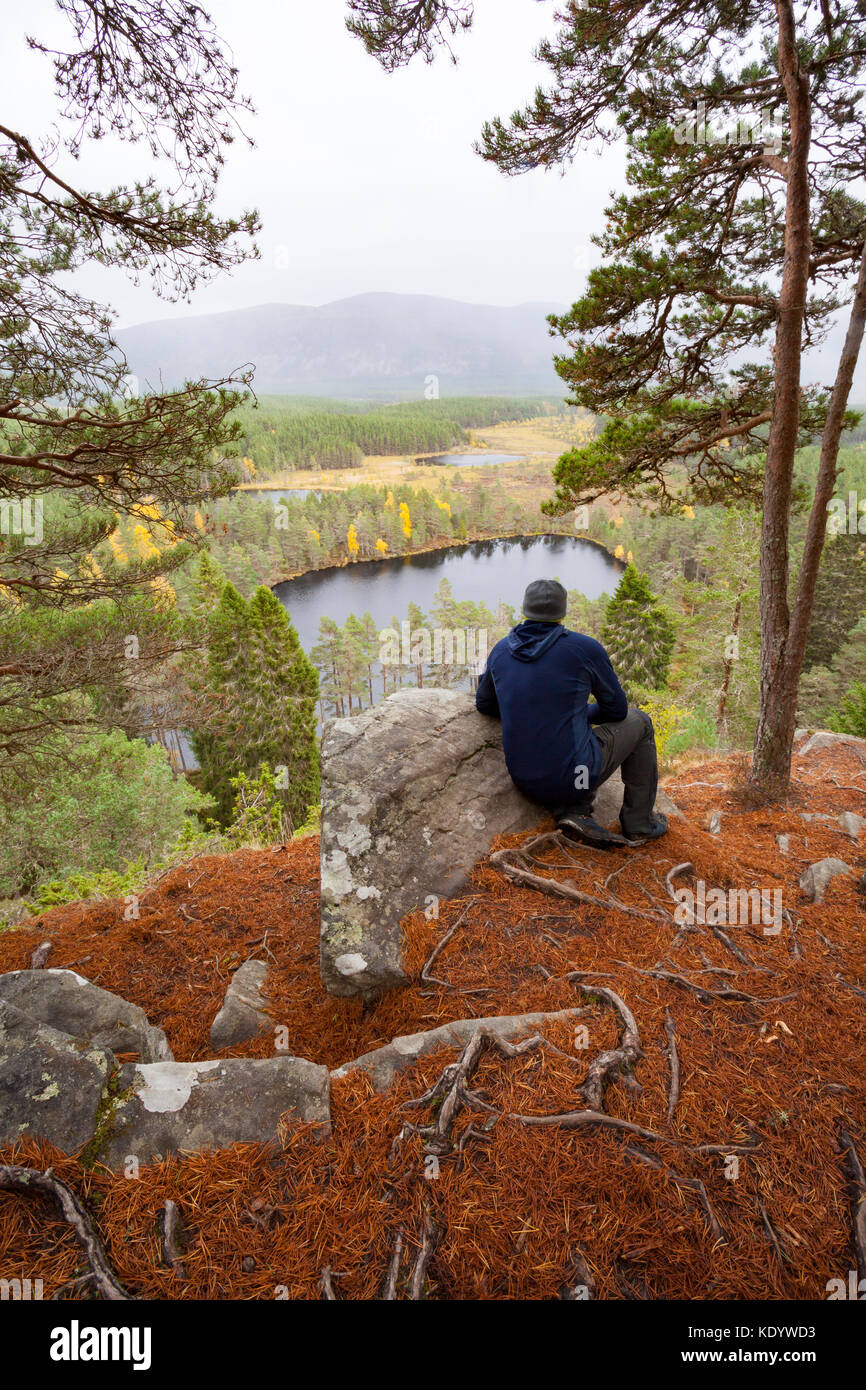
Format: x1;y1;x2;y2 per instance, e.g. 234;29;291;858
115;292;568;398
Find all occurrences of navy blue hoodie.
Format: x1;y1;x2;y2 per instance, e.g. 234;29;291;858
475;621;628;807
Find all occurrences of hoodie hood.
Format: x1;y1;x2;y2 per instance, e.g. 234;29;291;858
506;621;567;663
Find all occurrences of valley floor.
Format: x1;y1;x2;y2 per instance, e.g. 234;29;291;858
1;741;865;1299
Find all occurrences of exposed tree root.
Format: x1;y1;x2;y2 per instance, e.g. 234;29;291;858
838;1128;866;1281
563;975;644;1108
664;1016;680;1125
409;1207;439;1300
758;1202;787;1264
489;836;670;923
624;1144;727;1246
616;961;797;1007
382;1229;404;1301
560;1245;597;1300
0;1164;132;1301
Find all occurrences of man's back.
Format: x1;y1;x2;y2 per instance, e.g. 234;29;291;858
475;619;628;807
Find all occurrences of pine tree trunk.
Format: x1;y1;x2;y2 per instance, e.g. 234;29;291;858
750;0;812;798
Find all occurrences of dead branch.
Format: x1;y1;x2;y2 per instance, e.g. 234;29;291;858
29;940;52;969
319;1266;337;1300
0;1164;133;1300
420;897;478;987
157;1199;186;1281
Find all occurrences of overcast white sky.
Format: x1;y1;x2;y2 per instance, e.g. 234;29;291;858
5;0;863;396
7;0;619;328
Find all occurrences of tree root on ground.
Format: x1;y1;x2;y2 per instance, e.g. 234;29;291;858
0;1164;132;1301
838;1127;866;1281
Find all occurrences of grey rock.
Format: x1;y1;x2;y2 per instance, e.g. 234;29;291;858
0;998;114;1152
319;688;683;1000
29;941;52;969
332;1007;586;1093
799;857;853;903
801;812;834;823
0;969;171;1062
319;688;546;999
838;812;866;840
96;1056;331;1168
776;834;791;855
209;959;272;1050
797;730;866;757
707;810;723;835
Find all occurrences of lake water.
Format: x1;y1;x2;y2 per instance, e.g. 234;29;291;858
419;452;524;467
274;533;620;651
238;488;325;504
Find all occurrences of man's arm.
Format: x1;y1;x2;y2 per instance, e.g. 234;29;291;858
475;664;500;718
584;638;628;724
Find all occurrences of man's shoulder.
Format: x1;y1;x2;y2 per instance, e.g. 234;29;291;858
561;629;609;661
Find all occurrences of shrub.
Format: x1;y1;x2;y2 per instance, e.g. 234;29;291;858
0;729;213;899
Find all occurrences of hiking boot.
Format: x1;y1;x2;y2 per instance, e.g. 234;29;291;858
620;812;669;842
557;815;636;850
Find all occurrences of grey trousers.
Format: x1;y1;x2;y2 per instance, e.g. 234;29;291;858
554;705;659;836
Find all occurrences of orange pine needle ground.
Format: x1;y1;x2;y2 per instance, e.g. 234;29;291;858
1;744;864;1300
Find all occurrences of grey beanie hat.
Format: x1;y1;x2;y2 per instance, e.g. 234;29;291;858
522;578;567;622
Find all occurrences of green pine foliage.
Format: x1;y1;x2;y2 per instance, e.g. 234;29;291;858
237;396;559;471
601;564;676;696
191;584;320;828
0;729;212;899
829;683;866;738
804;532;866;669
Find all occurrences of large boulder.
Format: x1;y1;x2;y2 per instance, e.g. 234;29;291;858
0;969;172;1062
0;998;114;1152
797;730;866;758
319;688;682;999
96;1057;331;1168
319;689;546;998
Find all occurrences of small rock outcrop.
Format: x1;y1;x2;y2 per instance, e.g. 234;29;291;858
319;688;682;1000
799;857;853;903
838;812;866;840
797;730;866;757
0;969;172;1062
209;959;272;1050
0;969;330;1164
97;1057;330;1168
0;998;114;1151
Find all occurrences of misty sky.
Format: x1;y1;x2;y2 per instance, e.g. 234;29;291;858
5;0;862;394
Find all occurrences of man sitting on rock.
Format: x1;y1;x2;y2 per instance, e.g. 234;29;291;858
475;578;668;847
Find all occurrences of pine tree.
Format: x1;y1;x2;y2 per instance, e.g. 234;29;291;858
191;585;319;829
601;565;676;697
